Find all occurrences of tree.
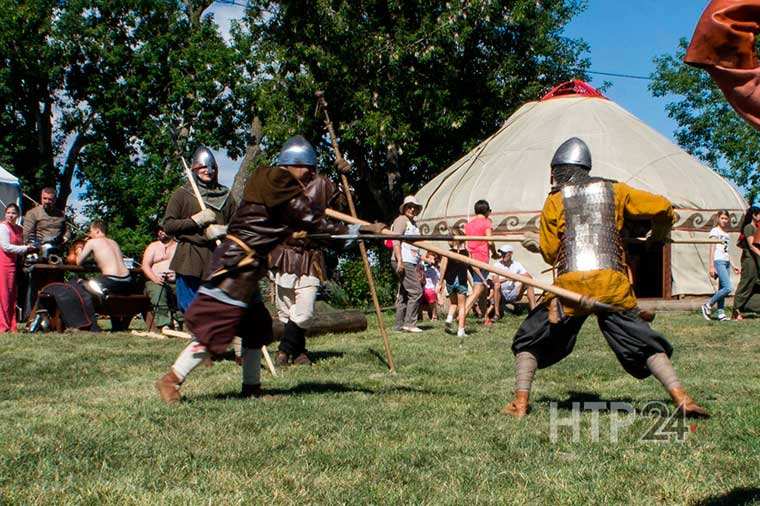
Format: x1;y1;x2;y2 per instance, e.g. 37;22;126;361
650;39;760;204
233;0;590;222
0;0;250;255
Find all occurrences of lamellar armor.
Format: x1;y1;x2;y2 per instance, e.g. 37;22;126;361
555;180;625;275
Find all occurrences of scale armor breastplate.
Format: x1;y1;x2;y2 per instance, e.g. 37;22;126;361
555;180;625;275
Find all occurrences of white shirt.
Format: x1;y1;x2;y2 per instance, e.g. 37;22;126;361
392;215;421;265
491;259;528;294
709;226;731;262
0;223;27;255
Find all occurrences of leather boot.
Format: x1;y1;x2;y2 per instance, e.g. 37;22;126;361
501;390;530;418
241;383;263;398
292;353;312;366
241;383;276;400
668;387;710;418
275;351;290;367
638;309;656;322
155;370;182;404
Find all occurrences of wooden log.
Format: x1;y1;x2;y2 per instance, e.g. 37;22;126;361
271;309;367;339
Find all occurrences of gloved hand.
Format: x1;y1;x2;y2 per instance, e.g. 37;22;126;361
336;158;352;174
204;224;228;240
521;232;540;254
191;208;217;227
359;222;387;234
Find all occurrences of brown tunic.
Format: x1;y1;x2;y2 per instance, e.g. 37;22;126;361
162;182;235;279
22;205;70;244
267;175;347;280
204;167;345;301
685;0;760;130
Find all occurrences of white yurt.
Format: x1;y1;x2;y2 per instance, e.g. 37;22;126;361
0;164;21;212
415;81;747;298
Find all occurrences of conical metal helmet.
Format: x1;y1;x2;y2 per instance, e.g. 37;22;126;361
550;137;592;170
276;135;317;167
191;146;218;177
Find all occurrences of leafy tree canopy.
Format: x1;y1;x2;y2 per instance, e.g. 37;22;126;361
1;0;590;255
0;0;247;255
650;39;760;204
234;0;590;221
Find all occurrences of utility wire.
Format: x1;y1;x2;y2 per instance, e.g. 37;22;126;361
583;69;653;81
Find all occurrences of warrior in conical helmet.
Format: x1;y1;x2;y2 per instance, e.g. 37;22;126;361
503;137;709;419
163;146;235;313
155;135;383;402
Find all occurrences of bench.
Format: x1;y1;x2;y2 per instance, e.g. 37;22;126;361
98;294;153;331
32;291;153;332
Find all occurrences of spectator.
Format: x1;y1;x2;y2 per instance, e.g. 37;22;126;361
142;226;179;330
491;244;537;317
22;186;70;246
0;204;35;331
420;252;440;321
76;220;135;296
732;205;760;320
701;210;739;321
438;240;469;337
464;199;497;323
391;196;424;332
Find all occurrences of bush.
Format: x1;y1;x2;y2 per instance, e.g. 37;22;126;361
326;252;396;309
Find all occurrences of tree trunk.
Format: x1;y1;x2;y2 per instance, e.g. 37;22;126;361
229;115;262;206
57;132;89;209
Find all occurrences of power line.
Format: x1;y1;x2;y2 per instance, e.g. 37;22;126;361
584;69;652;81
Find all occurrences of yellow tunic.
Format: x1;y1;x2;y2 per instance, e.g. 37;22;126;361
540;182;674;316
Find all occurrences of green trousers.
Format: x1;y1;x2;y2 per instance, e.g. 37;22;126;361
733;253;760;313
145;281;180;328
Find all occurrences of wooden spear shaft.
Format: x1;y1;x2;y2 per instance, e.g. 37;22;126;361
316;92;396;373
325;208;621;313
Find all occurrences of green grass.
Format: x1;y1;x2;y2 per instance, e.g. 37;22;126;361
1;312;759;505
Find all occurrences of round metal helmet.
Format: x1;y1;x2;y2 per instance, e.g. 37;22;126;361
550;137;592;170
191;146;218;177
277;135;317;167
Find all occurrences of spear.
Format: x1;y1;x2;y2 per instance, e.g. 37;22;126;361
315;91;396;373
324;208;623;313
302;232;722;245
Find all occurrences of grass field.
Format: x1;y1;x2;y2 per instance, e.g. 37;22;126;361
1;311;759;505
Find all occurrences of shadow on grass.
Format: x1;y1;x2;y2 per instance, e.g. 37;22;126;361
196;381;440;402
534;390;636;411
691;487;760;506
368;348;389;369
307;350;345;363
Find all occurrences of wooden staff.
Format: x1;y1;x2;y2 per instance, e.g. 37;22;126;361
316;91;396;373
305;232;724;245
325;208;622;313
180;157;208;212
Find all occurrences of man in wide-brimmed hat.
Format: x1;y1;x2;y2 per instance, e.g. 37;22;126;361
390;195;425;332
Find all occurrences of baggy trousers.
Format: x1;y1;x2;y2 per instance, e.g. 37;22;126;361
391;260;422;329
512;303;673;379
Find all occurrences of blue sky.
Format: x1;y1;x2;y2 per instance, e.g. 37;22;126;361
563;1;708;140
203;1;711;186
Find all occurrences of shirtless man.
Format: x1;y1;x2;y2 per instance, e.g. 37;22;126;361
142;226;179;329
76;220;134;295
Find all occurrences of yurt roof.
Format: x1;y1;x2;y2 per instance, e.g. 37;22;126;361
416;80;746;223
